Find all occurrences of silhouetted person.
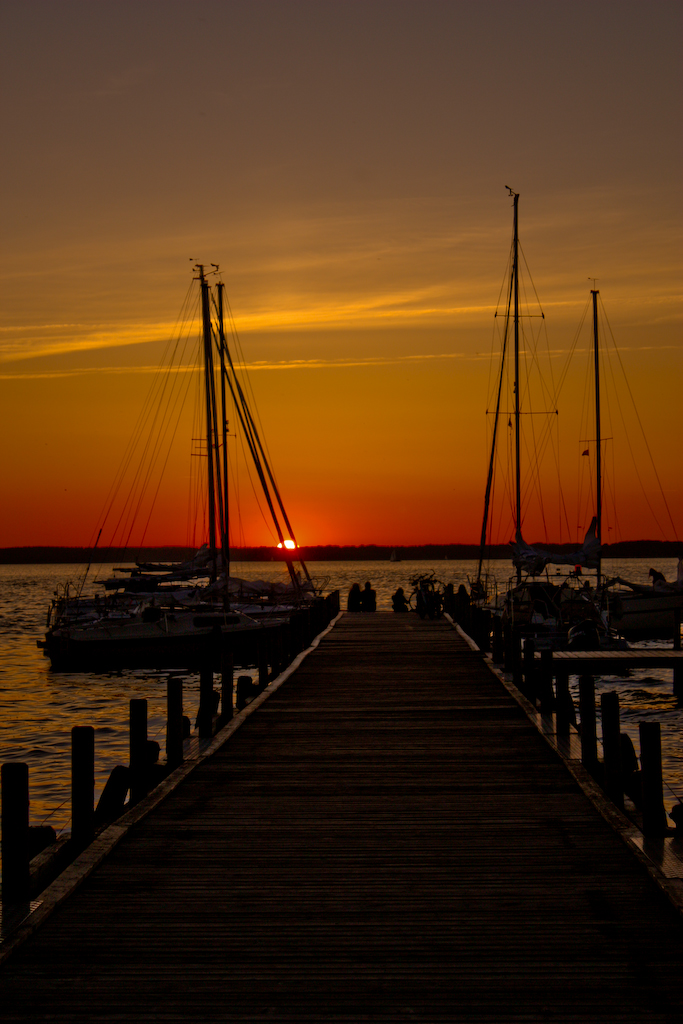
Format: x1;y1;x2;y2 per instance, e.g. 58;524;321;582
392;587;409;613
442;583;456;616
360;581;376;612
454;584;470;626
347;583;362;612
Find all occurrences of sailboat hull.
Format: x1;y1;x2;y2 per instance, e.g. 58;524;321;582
605;590;683;640
42;614;282;672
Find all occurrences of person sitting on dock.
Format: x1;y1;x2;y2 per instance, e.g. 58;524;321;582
391;587;409;613
360;581;377;612
347;583;362;612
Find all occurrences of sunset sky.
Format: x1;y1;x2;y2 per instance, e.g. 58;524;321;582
1;0;681;550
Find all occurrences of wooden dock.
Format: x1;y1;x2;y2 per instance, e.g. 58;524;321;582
2;612;683;1021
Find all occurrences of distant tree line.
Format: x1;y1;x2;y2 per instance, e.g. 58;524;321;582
0;540;681;565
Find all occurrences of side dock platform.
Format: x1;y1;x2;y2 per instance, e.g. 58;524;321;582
1;612;682;1021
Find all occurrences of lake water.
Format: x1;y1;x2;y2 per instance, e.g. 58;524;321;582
0;557;681;850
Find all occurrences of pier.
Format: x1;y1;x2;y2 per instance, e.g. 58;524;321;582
2;612;683;1021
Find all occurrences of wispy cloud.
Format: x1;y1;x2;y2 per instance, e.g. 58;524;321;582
1;346;678;381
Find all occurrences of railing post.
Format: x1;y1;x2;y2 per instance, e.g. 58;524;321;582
601;692;623;808
71;725;95;848
166;678;184;770
1;762;30;904
129;698;148;805
640;721;668;837
579;675;598;774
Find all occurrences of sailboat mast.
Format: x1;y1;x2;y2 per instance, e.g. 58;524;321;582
592;288;602;587
198;265;218;581
217;283;230;597
511;190;522;583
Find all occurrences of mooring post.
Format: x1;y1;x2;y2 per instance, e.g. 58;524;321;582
640;721;668;837
1;762;30;904
579;675;598;774
71;725;95;848
235;674;252;711
601;692;623;809
221;648;234;722
129;698;148;805
166;678;184;770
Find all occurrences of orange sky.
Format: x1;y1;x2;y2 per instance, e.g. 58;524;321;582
1;1;681;549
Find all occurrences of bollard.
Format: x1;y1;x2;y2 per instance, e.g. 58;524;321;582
1;762;30;904
235;674;253;711
601;692;623;809
579;675;598;774
71;725;95;848
538;649;554;712
555;670;574;734
640;721;668;837
198;663;215;738
129;698;148;805
166;678;184;769
221;648;234;723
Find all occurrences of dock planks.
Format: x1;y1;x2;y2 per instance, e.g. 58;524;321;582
2;612;683;1021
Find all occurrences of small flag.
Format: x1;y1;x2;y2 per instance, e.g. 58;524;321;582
582;449;589;456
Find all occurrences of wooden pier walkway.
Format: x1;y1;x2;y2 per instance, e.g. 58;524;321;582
2;612;683;1021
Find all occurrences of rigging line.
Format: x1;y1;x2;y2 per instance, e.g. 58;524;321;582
105;299;198;552
601;300;679;539
119;325;198;553
219;315;306;576
92;283;197;550
222;290;289;510
220;356;285;544
232;402;279;543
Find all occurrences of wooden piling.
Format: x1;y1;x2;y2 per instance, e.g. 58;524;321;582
166;678;184;770
1;762;30;904
640;721;668;837
601;692;623;809
129;698;148;805
71;725;95;848
579;675;598;774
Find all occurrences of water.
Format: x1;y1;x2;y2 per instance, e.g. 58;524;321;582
0;558;681;846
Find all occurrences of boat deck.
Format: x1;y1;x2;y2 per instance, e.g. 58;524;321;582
2;612;683;1021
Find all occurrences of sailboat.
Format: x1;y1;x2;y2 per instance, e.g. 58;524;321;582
42;265;328;670
581;290;683;640
473;191;622;649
